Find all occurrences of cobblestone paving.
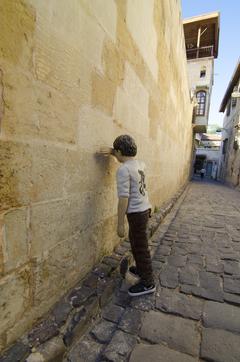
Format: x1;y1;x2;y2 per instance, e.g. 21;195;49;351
65;181;240;362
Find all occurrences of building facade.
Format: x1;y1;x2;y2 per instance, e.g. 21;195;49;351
219;60;240;188
195;133;222;178
0;0;193;351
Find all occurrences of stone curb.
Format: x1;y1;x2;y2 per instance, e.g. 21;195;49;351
0;183;188;362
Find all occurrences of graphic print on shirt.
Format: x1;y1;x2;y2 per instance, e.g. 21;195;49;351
138;170;146;196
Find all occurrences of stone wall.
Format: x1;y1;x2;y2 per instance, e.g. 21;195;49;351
0;0;193;351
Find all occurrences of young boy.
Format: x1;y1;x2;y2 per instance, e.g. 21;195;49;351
100;135;155;296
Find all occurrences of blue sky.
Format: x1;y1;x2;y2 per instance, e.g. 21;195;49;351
181;0;240;126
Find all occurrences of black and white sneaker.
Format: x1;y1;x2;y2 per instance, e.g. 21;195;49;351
128;266;140;278
128;282;156;297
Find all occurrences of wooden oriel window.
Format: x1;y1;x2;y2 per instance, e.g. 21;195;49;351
196;91;206;116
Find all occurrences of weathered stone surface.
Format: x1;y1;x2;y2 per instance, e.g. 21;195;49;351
159;265;178;288
97;277;116;308
119;308;142;334
224;277;240;294
130;293;155;311
224;292;240;305
91;320;116;343
192;271;224;302
28;319;59;346
203;301;240;333
82;273;99;289
102;256;120;269
156;245;171;256
113;291;131;308
68;286;96;308
206;261;224;273
224;260;240;275
201;328;240;362
129;343;197;362
102;304;125;323
0;341;30;362
66;335;102;362
52;300;72;327
140;311;200;356
93;263;112;278
63;298;99;347
167;255;187;267
156;288;203;320
103;331;137;361
179;265;199;286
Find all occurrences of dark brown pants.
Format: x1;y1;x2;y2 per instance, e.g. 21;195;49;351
127;209;154;286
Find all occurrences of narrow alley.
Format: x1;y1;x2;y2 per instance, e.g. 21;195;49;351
65;180;240;362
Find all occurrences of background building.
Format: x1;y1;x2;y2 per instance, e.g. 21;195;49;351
183;12;220;134
194;133;222;178
219;60;240;188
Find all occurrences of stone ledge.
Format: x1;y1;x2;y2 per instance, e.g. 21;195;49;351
0;184;188;362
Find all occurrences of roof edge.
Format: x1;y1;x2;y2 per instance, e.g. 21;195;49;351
219;59;240;112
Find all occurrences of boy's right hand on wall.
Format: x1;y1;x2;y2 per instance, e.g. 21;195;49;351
97;147;114;156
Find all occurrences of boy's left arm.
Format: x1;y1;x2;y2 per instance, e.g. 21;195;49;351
117;197;129;237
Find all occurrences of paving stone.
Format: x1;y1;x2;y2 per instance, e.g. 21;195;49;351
113;291;131;308
152;260;164;270
0;341;30;362
224;292;240;305
97;277;116;308
187;255;204;267
82;273;99;288
224;260;240;275
93;263;112;278
91;320;116;343
52;300;72;327
102;304;125;323
63;298;99;347
67;335;102;362
68;286;96;307
130;293;155;311
167;255;187;267
206;261;224;273
156;245;171;256
119;308;142;334
159;265;179;288
203;300;240;333
221;252;239;261
194;271;224;302
201;328;240;362
224;276;240;294
140;310;200;357
156;288;203;320
28;319;59;346
129;343;197;362
179;265;199;286
103;330;137;361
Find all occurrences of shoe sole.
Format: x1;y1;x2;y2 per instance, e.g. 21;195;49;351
128;286;156;297
120;257;129;278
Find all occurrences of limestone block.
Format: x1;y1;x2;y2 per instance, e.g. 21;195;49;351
2;69;79;143
0;266;30;335
30;144;66;202
82;0;117;42
113;63;150;137
0;0;35;68
2;208;28;272
33;1;105;86
77;106;117;152
0;140;32;211
126;0;158;81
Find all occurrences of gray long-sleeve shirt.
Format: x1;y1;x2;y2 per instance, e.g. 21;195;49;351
116;159;151;214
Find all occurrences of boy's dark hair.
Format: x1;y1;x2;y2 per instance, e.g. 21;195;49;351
113;135;137;156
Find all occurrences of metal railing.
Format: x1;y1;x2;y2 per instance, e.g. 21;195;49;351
186;46;214;60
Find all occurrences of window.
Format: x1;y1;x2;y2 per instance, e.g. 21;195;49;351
200;66;206;78
222;138;228;154
196;91;206;116
232;85;238;108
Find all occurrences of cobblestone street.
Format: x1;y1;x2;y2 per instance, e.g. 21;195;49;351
65;180;240;362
